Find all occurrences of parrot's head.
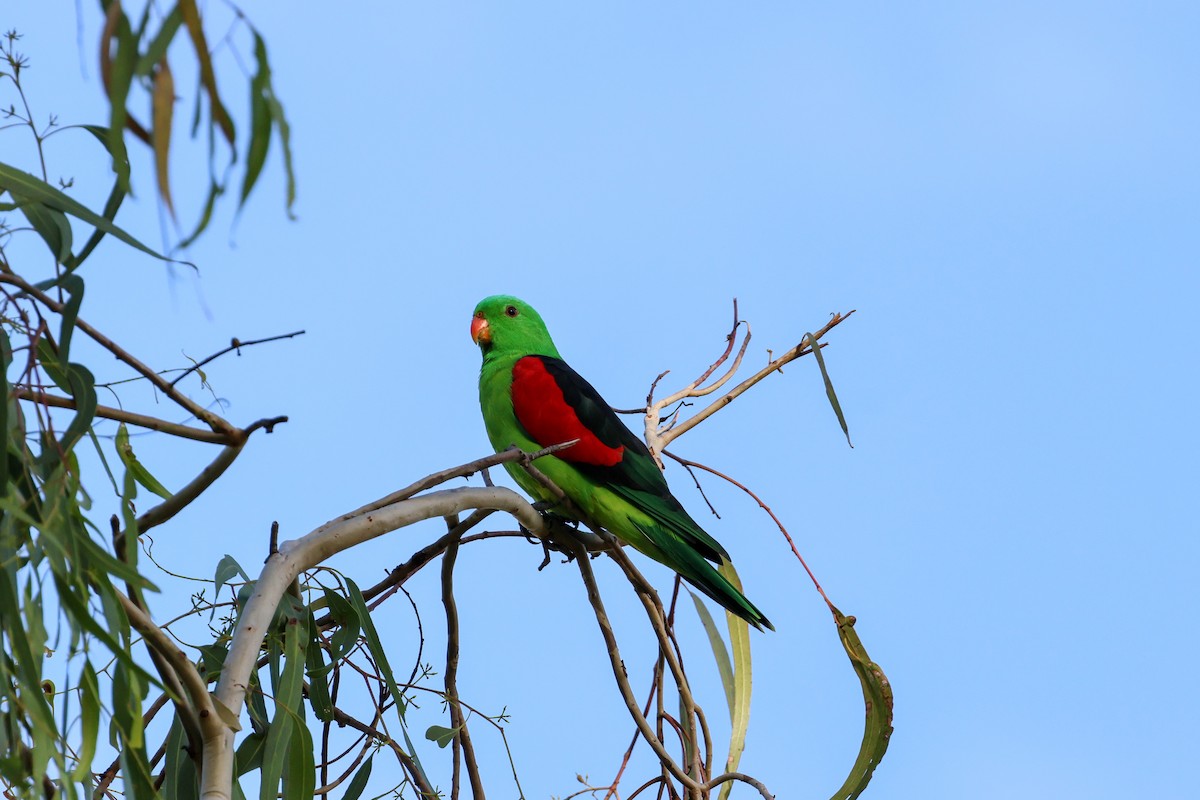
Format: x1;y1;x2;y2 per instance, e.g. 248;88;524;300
471;295;562;360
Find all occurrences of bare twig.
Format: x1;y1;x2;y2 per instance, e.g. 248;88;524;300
663;451;833;612
0;273;239;436
9;387;233;444
169;329;306;387
654;309;855;452
570;541;703;796
329;706;436;798
441;524;486;800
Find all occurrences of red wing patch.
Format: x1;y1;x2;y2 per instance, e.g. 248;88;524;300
512;356;625;467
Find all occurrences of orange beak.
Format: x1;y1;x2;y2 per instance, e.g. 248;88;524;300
470;315;491;345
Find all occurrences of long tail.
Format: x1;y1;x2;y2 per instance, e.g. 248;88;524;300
633;521;774;631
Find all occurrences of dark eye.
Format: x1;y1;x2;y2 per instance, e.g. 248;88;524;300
505;305;519;317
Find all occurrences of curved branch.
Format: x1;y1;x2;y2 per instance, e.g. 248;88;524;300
10;387;233;444
571;543;703;795
202;484;547;800
654;309;855;452
0;273;238;436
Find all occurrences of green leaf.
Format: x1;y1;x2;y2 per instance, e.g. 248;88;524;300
321;587;361;664
136;5;184;77
214;554;249;596
152;58;177;218
74;661;101;780
176;178;222;251
718;561;752;800
115;422;174;500
304;609;334;722
179;0;236;145
212;695;244;732
345;578;431;785
235;731;268;777
0;329;11;492
259;611;307;800
805;331;853;448
341;754;374;800
828;607;893;800
282;712;315;800
163;713;200;800
345;579;404;718
240;33;273;209
15;199;73;264
52;273;84;362
104;2;138;195
689;590;735;717
0;162;185;266
62;126;130;272
424;724;459;749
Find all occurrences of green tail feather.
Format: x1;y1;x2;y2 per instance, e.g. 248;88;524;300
632;520;774;632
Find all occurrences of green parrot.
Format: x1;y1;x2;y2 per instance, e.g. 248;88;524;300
471;295;773;631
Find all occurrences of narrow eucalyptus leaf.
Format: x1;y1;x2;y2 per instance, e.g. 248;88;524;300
341;754;374;800
806;332;853;448
718;561;752;800
0;162;182;266
828;607;893;800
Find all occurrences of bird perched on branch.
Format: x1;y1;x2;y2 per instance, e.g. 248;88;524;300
471;295;773;631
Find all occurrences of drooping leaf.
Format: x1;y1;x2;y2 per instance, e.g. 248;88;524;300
0;162;183;266
424;725;459;749
63;126;130;272
115;423;173;500
15;199;73;264
176;178;222;251
235;731;268;776
828;607;893;800
152;57;177;218
689;590;735;716
341;754;374;800
345;578;430;784
303;609;334;722
103;1;138;193
214;554;249;597
282;711;315;800
135;4;184;77
73;661;101;780
163;712;200;800
718;561;752;799
259;610;307;800
805;331;853;448
179;0;235;146
240;33;273;209
53;273;84;362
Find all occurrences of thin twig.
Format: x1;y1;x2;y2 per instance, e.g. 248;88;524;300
9;387;234;444
657;310;855;451
169;330;306;387
663;451;833;612
442;527;486;800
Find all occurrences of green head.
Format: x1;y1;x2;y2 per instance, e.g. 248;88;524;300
471;295;562;360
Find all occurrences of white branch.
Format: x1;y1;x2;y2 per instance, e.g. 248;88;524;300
200;485;546;800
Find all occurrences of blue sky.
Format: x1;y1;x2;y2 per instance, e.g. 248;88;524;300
5;2;1198;798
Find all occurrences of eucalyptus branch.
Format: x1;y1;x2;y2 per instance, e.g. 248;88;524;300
328;706;437;798
320;440;580;532
10;387;233;444
441;523;485;800
203;482;548;800
169;329;306;387
0;273;239;436
648;308;855;455
570;541;703;796
314;508;496;627
663;450;833;611
133;416;287;536
702;771;775;799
